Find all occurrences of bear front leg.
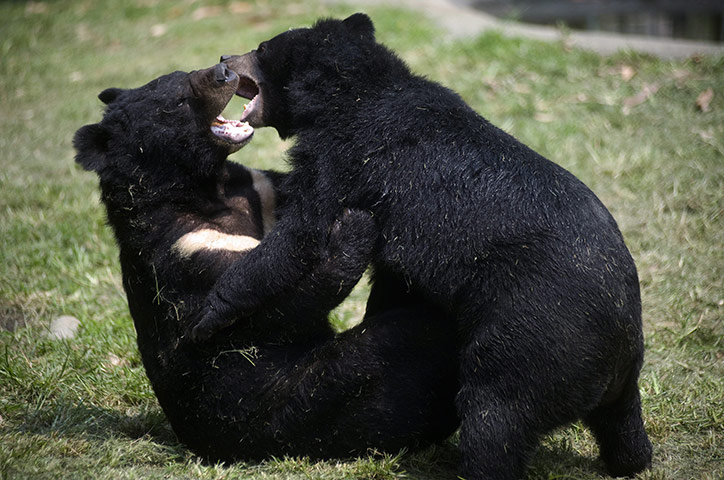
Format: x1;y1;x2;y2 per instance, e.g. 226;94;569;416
190;213;323;342
190;209;375;342
246;208;377;325
287;208;377;316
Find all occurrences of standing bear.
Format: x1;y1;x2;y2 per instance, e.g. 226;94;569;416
191;14;653;480
74;63;459;461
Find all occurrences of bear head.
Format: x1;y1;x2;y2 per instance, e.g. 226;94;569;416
74;63;253;180
222;13;406;139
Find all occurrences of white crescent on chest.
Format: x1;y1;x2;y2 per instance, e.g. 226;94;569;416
172;168;276;257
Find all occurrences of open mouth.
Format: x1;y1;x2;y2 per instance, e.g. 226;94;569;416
193;62;254;148
209;75;259;146
236;75;260;123
210;115;254;145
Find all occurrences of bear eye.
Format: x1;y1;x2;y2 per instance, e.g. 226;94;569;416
257;42;267;54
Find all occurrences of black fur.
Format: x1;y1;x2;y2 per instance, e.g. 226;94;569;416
195;15;653;479
74;64;459;461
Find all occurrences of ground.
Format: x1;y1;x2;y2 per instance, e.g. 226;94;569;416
0;0;722;479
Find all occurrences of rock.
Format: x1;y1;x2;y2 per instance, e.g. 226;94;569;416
48;315;80;340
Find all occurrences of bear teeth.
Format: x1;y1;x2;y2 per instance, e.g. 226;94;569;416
210;116;254;144
213;115;246;128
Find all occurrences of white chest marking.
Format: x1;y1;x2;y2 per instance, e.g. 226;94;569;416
173;229;260;257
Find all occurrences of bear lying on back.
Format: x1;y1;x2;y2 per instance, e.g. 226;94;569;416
73;62;459;460
192;14;652;479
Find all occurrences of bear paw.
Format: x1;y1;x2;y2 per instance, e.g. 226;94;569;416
189;290;245;342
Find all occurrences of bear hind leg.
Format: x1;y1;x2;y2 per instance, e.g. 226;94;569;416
456;382;540;480
584;374;652;477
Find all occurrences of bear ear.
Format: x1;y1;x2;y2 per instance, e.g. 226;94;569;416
73;123;110;172
98;87;124;105
342;13;375;40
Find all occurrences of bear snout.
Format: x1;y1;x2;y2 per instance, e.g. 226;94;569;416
214;62;237;84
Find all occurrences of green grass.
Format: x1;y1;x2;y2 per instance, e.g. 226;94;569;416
1;0;722;478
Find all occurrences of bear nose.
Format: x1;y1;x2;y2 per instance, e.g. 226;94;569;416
214;62;235;83
220;54;233;63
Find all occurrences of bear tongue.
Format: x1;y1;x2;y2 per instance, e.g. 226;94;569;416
211;115;254;144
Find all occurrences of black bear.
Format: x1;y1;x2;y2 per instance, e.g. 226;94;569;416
73;62;459;461
192;14;653;479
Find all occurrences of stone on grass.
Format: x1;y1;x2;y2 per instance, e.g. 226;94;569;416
48;315;80;340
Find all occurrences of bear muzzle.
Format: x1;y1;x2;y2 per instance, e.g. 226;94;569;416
221;53;265;128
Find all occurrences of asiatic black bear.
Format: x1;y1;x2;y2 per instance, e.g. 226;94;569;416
74;62;459;461
192;15;652;479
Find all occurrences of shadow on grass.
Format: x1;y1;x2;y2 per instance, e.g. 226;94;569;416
18;399;182;450
528;443;606;478
400;441;461;479
14;400;606;478
401;434;605;479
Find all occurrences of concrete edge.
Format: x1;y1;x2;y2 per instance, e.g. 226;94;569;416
324;0;724;59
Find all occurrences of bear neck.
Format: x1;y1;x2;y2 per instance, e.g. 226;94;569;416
287;65;480;221
283;42;412;139
97;149;228;259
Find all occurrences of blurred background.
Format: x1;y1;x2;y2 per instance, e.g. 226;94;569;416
459;0;724;42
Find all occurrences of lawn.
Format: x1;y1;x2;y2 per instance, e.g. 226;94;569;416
1;0;722;478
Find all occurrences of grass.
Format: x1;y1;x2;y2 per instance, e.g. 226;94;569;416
1;0;722;478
